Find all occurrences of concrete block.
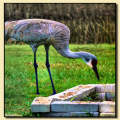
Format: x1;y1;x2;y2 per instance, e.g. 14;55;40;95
49;85;95;101
51;101;99;112
100;113;115;117
91;84;115;93
106;92;115;101
99;101;115;113
31;97;52;112
40;112;99;117
70;112;99;117
96;92;115;101
96;93;106;101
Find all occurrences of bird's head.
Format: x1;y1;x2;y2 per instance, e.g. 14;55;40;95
84;55;100;80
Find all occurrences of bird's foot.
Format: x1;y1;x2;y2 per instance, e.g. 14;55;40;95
36;91;40;95
52;91;56;95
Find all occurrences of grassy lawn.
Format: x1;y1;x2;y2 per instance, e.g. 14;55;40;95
5;44;115;116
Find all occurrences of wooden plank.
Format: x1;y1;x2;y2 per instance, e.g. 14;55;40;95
49;85;95;101
51;101;99;112
31;97;52;112
40;112;99;117
100;113;115;117
99;101;115;113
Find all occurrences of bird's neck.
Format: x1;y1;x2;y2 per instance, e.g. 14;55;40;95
58;49;95;61
68;50;89;59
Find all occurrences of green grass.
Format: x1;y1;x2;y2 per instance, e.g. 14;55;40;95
5;44;115;116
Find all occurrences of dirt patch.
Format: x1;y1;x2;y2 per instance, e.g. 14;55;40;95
74;85;92;91
58;86;93;99
34;97;51;104
59;92;76;98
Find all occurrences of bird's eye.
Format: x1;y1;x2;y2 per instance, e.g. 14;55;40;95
85;58;89;62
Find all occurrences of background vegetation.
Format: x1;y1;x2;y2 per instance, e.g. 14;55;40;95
5;3;116;44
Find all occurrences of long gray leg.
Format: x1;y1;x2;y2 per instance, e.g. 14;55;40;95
33;49;39;94
45;45;56;95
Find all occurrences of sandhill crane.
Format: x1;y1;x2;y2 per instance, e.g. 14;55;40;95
5;19;99;95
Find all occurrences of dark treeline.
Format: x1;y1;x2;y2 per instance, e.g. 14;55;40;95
5;3;116;44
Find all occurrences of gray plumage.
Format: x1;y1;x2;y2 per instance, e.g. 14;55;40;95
5;19;99;94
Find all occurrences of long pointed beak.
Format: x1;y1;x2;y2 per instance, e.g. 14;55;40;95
92;66;100;80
